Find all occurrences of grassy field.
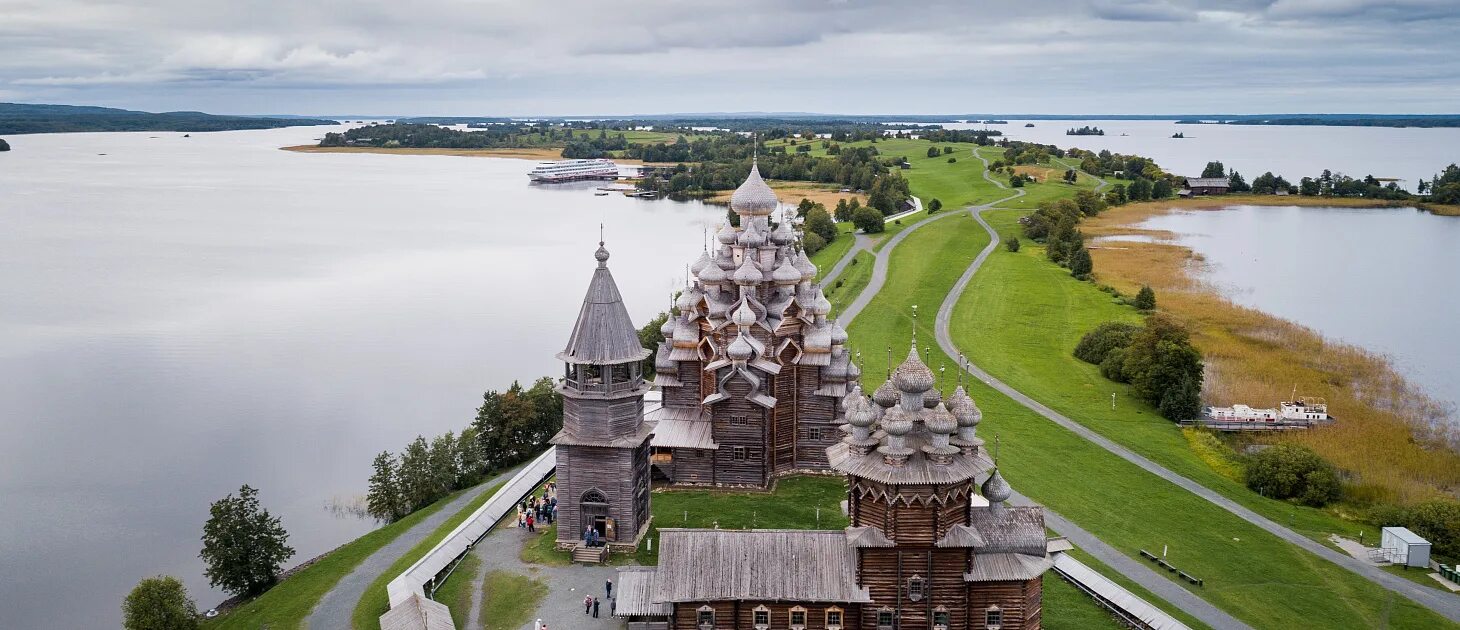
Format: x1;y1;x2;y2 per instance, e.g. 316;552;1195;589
479;570;549;630
431;552;480;628
824;251;875;314
1081;199;1460;506
839;202;1450;627
809;223;859;272
202;483;490;630
349;480;507;629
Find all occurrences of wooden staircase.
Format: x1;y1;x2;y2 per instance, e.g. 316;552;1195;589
572;544;609;564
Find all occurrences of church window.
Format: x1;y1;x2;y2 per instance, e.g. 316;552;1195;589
907;574;926;601
698;605;715;629
753;605;770;628
734;446;748;461
808;427;823;440
731;414;749;426
876;607;894;630
985;605;1003;629
933;607;950;630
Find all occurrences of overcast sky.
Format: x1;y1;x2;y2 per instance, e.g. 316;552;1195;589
2;0;1457;116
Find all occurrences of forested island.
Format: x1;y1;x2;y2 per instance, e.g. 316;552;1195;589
0;103;336;134
1067;125;1105;136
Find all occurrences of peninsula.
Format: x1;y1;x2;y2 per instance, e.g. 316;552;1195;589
0;103;335;134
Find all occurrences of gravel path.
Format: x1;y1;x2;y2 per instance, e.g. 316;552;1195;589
932;152;1460;624
461;526;623;630
305;465;522;630
819;233;873;286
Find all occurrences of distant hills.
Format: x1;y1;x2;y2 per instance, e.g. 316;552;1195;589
0;103;337;135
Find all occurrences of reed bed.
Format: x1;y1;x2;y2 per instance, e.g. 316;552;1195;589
1086;199;1460;506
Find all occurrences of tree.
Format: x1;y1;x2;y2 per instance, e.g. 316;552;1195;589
1227;170;1250;192
428;432;458;498
1005;235;1020;252
1073;189;1106;216
802;232;827;254
1201;161;1226;178
852;206;885;234
455;426;485;487
1152;179;1173;199
639;310;669;377
796;197;816;217
366;451;404;522
927;146;941;158
1133;285;1156;310
834;198;852;222
947;157;956;163
1009;174;1025;188
123;575;198;630
805;207;838;243
943;146;954;155
1063;169;1078;184
928;198;943;212
1120;315;1204;421
1073;322;1140;365
1299;177;1320;196
1127;178;1153;201
1068;247;1093;279
200;485;294;596
1244;443;1342;507
398;436;435;510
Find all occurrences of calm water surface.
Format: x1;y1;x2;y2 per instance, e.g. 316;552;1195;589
0;126;720;627
1134;205;1460;411
942;119;1460;184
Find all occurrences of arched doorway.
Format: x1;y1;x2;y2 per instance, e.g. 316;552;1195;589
581;489;615;542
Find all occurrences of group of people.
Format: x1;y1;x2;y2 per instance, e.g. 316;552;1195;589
582;524;608;547
517;482;557;533
582;578;614;618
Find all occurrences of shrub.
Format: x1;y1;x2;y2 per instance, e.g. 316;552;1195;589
1100;348;1129;382
123;576;198;630
1073;322;1140;365
1133;285;1157;310
1068;247;1093;278
1005;235;1020;252
947;157;957;163
804;207;838;243
1371;499;1460;559
928;198;943;212
802;232;827;254
852;206;885;234
1245;443;1343;507
1122;315;1204;421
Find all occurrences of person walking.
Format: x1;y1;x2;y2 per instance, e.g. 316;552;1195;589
592;596;600;618
605;578;613;599
583;594;592;615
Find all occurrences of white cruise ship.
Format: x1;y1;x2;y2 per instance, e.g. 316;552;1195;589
527;158;620;183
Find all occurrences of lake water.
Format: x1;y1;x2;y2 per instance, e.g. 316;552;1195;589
1133;205;1460;412
0;126;721;627
937;119;1460;186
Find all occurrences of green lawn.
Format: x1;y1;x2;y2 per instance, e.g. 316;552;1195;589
202;483;490;630
809;222;858;273
520;523;571;567
835;198;1450;627
349;480;507;629
1043;570;1135;630
479;570;549;630
825;251;875;314
431;552;480;628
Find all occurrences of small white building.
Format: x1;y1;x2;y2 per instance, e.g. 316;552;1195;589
1380;526;1431;568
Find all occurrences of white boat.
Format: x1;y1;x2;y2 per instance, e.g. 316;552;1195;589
1188;396;1334;431
528;158;620;183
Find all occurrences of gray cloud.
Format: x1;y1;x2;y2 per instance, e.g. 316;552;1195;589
0;0;1456;114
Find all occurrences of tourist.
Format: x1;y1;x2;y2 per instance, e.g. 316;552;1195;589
583;594;592;615
592;596;600;618
526;513;535;533
605;578;613;599
584;526;593;545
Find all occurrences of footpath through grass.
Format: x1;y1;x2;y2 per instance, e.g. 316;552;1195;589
349;479;506;629
431;552;480;628
809;221;858;272
203;483;484;630
839;204;1449;627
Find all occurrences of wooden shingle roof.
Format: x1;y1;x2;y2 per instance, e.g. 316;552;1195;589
967;505;1047;556
378;594;456;630
557;245;652;365
615;567;671;617
653;529;872;603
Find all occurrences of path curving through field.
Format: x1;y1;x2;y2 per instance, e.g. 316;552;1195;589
932;152;1460;625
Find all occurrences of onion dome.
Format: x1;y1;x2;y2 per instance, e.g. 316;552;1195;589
677;286;702;312
716;248;737;270
672;317;698;345
737;223;767;248
811;291;832;316
690;250;713;276
951;387;982;428
794;250;817;280
805;323;833;352
733;257;762;285
873;379;899;408
655;345;676;372
732;301;757;328
717;223;738;245
659;315;676;337
840;384;864;412
982;469;1012;505
729;161;779;216
728;332;754;361
882;406;914;437
594;243;611;264
830;320;848;345
926;402;957;436
848;397;877;429
772;258;802;284
770;219;795;246
847;360;861;379
892;345;935;394
923;387;942;409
